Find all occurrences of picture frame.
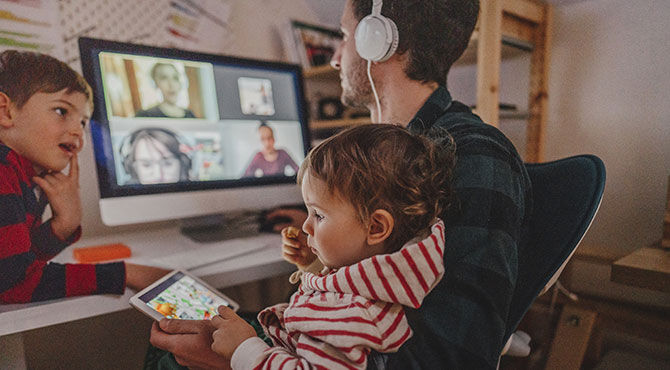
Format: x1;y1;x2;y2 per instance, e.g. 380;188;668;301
283;20;342;69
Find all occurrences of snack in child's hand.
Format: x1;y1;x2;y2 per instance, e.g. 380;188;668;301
285;226;300;239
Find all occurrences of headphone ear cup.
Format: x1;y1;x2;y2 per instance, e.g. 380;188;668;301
179;152;192;180
119;134;135;176
355;15;398;62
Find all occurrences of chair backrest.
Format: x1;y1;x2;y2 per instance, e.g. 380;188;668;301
503;155;606;342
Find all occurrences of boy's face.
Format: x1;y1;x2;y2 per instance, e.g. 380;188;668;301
4;89;89;172
301;172;378;269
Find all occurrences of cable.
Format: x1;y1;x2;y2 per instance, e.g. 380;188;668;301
367;60;382;123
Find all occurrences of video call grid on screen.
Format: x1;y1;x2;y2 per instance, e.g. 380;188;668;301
79;38;311;198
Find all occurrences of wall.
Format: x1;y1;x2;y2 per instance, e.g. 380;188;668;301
546;0;670;255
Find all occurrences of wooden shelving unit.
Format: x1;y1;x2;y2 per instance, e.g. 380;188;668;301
475;0;552;162
302;64;338;79
303;0;552;162
302;64;372;132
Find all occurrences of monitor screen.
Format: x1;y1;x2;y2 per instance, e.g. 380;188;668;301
79;37;310;227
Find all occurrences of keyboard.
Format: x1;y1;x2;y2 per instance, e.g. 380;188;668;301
152;233;280;270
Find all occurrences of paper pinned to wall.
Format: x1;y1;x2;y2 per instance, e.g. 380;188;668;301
167;0;233;54
58;0;233;71
1;0;233;71
0;0;63;58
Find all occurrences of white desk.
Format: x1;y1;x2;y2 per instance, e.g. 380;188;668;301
0;226;293;368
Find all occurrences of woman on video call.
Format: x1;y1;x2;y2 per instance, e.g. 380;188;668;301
243;122;298;178
135;62;197;119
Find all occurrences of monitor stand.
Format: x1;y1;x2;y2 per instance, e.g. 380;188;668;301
179;211;262;243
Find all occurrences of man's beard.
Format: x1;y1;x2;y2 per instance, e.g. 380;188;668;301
340;58;373;109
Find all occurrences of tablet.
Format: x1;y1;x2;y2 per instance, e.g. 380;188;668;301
129;270;239;321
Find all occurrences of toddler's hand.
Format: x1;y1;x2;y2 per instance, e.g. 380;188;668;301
281;226;316;269
33;154;81;240
210;305;257;359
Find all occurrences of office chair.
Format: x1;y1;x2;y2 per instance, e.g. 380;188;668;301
500;154;606;358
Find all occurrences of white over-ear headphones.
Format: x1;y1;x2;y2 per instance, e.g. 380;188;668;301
354;0;399;62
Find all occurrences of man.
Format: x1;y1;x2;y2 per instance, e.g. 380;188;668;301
150;0;531;368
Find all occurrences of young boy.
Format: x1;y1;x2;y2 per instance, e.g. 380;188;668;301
0;50;166;303
209;124;455;369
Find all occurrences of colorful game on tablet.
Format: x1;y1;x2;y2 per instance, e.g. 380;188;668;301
132;271;236;320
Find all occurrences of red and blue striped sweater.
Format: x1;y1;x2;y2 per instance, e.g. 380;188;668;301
0;144;125;303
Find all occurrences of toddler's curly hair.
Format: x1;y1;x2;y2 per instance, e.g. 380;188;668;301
299;124;455;250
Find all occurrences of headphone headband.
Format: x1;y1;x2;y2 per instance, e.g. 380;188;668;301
371;0;383;16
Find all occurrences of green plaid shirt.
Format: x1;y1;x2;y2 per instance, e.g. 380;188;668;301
370;86;532;369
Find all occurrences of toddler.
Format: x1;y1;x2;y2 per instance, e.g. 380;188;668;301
210;124;455;369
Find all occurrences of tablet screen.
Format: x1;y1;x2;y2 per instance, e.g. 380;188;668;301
137;271;233;320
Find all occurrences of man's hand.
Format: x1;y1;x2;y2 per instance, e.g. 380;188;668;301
265;208;308;232
210;305;257;359
281;226;317;269
150;319;232;370
125;263;170;291
33;154;81;240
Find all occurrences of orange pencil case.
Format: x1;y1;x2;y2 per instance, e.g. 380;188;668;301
73;243;132;263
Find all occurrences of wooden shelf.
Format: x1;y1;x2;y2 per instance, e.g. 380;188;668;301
611;247;670;293
474;0;552;163
500;110;529;120
303;64;338;79
455;31;533;66
310;117;371;130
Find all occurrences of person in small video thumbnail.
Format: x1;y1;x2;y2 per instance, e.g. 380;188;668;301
135;63;196;119
120;127;192;185
243;121;298;178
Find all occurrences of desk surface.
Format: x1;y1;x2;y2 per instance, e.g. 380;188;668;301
0;227;292;336
610;247;670;293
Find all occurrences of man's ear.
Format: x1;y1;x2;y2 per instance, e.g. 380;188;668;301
0;92;15;128
367;209;394;246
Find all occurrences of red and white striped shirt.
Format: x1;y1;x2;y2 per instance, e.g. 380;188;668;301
231;220;446;370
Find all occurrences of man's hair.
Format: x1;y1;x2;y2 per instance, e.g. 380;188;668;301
351;0;479;86
298;124;455;250
0;50;93;109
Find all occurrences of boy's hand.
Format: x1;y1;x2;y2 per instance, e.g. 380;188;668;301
281;226;317;269
210;305;257;359
125;263;170;291
33;154;81;240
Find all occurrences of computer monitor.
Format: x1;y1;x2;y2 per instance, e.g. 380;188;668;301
78;37;310;232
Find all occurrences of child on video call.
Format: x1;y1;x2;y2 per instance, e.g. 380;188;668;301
0;50;167;303
209;124;455;369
